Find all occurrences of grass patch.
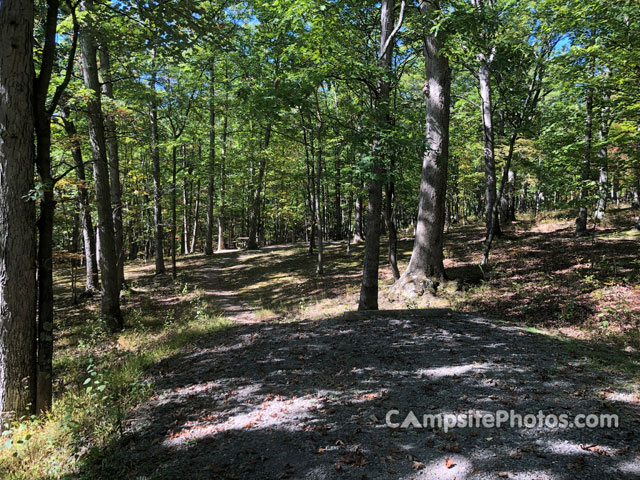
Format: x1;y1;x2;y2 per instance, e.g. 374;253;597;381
523;325;640;382
0;285;232;480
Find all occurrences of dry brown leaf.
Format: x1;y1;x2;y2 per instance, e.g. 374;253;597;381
445;458;455;469
339;451;367;467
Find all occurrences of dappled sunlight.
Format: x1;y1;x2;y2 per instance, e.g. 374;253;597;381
163;392;321;448
406;455;473;479
78;306;640;478
416;363;492;378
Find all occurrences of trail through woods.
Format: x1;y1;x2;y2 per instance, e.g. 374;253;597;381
85;248;640;480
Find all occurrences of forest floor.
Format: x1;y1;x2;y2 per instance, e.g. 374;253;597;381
2;207;639;479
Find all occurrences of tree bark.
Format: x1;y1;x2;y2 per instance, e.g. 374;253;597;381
384;179;400;280
247;125;271;249
302;112;315;254
99;45;125;289
478;57;501;240
314;95;324;274
353;192;364;243
576;92;593;236
217;85;228;252
394;2;450;297
334;157;342;240
33;0;62;414
149;52;165;274
79;0;122;331
171;146;178;279
482;130;517;265
594;96;610;221
191;178;201;253
0;0;37;420
182;158;191;254
205;66;215;255
62;109;99;291
358;0;397;310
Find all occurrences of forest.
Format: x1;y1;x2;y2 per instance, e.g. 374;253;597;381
0;0;639;478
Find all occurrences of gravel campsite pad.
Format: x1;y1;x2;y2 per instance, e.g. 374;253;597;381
99;306;640;480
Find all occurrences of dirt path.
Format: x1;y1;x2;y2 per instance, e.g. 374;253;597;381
91;254;640;480
180;252;260;324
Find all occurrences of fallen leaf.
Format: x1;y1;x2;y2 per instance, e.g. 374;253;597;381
508;448;522;459
445;458;455;469
339;451;367;467
412;461;425;470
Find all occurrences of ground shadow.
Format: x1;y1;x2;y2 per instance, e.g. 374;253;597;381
68;309;640;480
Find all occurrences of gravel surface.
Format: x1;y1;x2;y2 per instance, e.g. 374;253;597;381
91;308;639;480
87;256;640;480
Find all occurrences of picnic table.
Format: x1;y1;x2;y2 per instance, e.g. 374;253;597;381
235;236;250;249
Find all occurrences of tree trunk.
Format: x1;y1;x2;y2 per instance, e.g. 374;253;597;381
478;57;501;240
594;97;610;221
506;169;516;222
191;178;201;253
171;146;177;279
99;45;125;289
394;3;450;297
358;0;396;310
182;160;191;254
314;96;324;274
217;90;228;252
482;131;517;265
62;109;99;291
205;66;215;255
0;0;37;420
353;192;364;243
302;113;315;254
576;92;593;236
33;0;62;413
384;180;400;280
79;0;122;331
334;157;342;240
248;125;271;249
149;56;165;274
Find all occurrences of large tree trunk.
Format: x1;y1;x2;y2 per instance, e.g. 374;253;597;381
62;109;99;291
99;45;125;289
393;3;450;298
0;0;37;420
358;0;397;310
79;0;122;331
33;0;62;414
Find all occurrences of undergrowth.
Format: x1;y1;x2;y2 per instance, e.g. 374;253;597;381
0;285;232;479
